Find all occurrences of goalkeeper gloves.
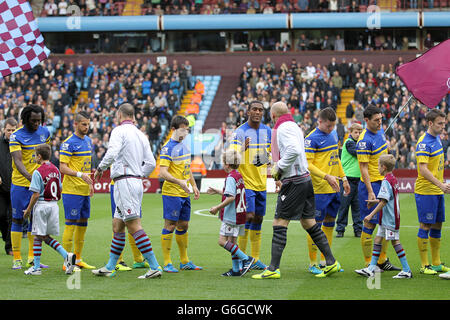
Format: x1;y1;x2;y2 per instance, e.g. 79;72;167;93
271;163;283;181
253;149;270;167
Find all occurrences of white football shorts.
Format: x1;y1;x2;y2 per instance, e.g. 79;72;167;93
376;225;400;241
31;201;60;236
219;221;245;238
113;178;143;222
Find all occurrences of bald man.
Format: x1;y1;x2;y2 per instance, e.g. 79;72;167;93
252;102;341;279
93;103;162;279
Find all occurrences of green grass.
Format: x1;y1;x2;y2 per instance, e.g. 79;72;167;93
0;193;449;300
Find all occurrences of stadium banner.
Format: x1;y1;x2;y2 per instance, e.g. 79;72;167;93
92;170;160;193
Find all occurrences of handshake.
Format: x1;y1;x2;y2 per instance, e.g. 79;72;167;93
252;149;271;167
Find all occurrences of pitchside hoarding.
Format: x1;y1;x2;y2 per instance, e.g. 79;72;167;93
93;170;450;194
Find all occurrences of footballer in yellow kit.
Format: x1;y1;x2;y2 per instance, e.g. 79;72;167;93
10;105;50;270
304;108;349;273
414;109;450;275
229;101;271;270
60;112;95;270
159;115;201;273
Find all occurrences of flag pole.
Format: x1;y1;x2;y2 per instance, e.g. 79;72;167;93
385;94;413;135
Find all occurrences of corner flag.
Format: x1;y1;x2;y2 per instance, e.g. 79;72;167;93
0;0;50;79
396;39;450;109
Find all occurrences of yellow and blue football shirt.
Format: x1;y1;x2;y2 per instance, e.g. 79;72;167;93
356;128;387;182
9;126;51;187
229;122;271;192
60;134;93;196
305;128;344;194
160;138;191;198
415;132;444;195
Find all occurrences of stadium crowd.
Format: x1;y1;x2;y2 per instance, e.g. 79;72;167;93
1;54;450;172
38;0;448;17
0;57;193;168
225;56;450;169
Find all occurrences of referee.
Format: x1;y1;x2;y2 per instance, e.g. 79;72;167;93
252;102;341;279
0;118;17;256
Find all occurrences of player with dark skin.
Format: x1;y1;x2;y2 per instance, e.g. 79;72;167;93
11;111;43;229
243;102;266;226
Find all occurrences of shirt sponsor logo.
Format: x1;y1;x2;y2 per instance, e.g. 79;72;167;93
304;139;311;147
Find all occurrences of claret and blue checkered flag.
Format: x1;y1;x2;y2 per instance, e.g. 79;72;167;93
0;0;50;78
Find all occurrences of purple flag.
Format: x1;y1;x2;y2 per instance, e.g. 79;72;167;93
396;39;450;109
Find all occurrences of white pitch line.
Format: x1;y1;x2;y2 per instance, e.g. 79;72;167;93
193;209;450;229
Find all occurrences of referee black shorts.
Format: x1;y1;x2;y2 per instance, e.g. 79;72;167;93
274;175;315;221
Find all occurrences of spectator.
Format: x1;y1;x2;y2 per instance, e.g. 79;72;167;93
44;0;58;16
147;116;162;154
58;0;68;15
424;33;433;50
297;34;310;51
329;0;338;11
334;34;345;51
321;35;333;50
298;0;309;10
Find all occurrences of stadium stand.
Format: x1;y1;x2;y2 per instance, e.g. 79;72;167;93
35;0;450;17
0;57;193;168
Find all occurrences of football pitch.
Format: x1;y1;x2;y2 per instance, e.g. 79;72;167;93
0;193;449;301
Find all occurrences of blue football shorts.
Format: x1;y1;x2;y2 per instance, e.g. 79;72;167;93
11;184;33;220
314;192;341;222
358;180;382;225
162;195;191;222
62;194;91;220
415;193;445;224
245;189;266;217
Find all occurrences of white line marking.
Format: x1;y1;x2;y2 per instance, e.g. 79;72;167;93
193;209;450;228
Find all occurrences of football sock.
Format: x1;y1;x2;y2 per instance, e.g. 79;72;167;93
11;222;22;261
306;223;335;266
44;236;68;259
62;222;76;252
223;241;249;261
429;228;441;266
74;222;88;262
115;232;124;263
361;226;374;265
175;228;189;265
238;222;250;253
33;237;42;270
132;229;159;269
27;232;34;261
367;243;382;272
249;223;262;261
128;232;144;263
377;238;388;265
393;243;410;272
417;228;430;267
320;221;335;263
268;225;287;271
306;233;318;265
161;228;174;266
105;232;126;271
231;256;240;273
